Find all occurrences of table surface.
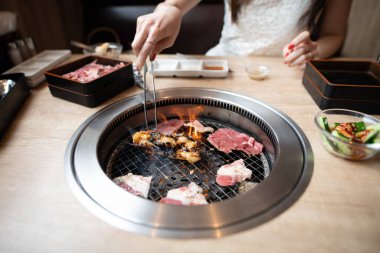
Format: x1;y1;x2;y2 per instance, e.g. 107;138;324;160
1;55;379;253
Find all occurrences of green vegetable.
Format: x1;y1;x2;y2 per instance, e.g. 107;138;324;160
364;123;380;144
318;116;330;132
331;130;352;156
367;123;380;131
331;129;349;141
353;121;366;132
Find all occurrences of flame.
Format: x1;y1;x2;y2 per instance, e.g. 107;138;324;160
159;105;205;139
158;112;167;123
187;106;203;121
186;106;204;140
168;108;185;121
190;127;201;140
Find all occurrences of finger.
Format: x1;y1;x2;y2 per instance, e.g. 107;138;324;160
288;31;310;50
282;46;289;57
151;37;175;56
284;45;308;64
290;50;317;67
131;21;151;56
289;53;309;67
283;49;292;58
135;40;155;70
136;16;144;32
132;32;148;56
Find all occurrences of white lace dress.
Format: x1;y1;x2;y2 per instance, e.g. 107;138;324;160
206;0;312;56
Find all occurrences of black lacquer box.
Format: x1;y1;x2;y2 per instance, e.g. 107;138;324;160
45;56;135;107
302;60;380;114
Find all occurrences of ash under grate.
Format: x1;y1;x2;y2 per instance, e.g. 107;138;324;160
106;118;270;203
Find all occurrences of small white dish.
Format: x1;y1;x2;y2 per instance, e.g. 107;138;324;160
245;62;269;80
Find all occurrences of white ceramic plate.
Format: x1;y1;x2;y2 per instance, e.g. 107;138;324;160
153;59;228;78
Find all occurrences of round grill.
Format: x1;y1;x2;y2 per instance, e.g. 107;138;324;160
65;88;313;238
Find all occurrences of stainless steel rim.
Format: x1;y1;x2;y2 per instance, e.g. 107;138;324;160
65;87;313;238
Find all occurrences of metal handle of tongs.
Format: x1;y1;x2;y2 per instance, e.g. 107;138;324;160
150;55;158;130
142;56;158;130
143;62;149;130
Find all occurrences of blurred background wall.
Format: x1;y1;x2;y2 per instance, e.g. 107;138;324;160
0;0;84;52
341;0;380;58
0;0;379;58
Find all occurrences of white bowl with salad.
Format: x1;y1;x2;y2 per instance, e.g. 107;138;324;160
314;109;380;160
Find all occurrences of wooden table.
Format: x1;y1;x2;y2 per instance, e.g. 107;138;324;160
1;55;379;253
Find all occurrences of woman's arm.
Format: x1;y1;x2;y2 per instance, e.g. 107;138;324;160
132;0;201;70
284;0;352;67
316;0;352;59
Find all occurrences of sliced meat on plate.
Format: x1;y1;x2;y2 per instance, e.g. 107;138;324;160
156;119;184;135
184;120;214;133
207;128;263;155
216;159;252;187
160;182;208;205
62;60;125;83
112;173;152;198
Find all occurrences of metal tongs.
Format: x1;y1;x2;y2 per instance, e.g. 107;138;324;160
142;56;158;130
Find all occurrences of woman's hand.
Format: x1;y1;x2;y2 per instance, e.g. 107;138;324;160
131;4;182;70
283;31;319;67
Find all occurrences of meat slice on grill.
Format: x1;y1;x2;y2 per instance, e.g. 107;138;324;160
160;182;208;205
216;159;252;187
156;119;184;135
207;128;263;156
184;120;214;133
112;173;152;198
132;130;201;164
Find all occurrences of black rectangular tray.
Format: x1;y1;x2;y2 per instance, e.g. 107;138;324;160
304;60;380;100
45;55;134;94
0;73;30;140
47;71;134;108
302;70;380;114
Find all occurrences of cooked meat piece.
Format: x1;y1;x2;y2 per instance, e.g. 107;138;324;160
160;182;208;205
133;130;200;164
176;136;197;150
207;128;263;155
184;120;214;133
176;149;201;164
156;119;184;135
155;135;176;147
112;173;152;198
132;130;155;147
132;130;176;148
216;159;252;187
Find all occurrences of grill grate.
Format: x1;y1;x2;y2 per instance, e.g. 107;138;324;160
106;118;270;203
